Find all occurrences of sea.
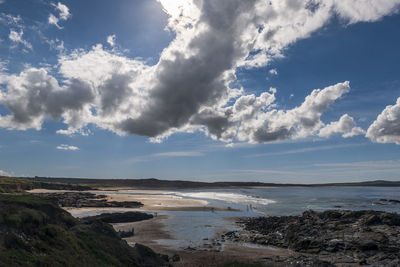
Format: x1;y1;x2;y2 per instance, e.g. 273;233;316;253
173;186;400;216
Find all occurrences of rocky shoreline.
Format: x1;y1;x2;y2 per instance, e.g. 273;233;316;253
33;192;143;208
224;210;400;266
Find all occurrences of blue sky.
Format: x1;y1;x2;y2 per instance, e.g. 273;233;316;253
0;0;400;183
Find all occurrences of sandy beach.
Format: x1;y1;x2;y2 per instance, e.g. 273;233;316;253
28;188;238;212
113;215;293;267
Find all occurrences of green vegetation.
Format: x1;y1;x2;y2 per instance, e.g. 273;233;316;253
0;177;32;193
0;194;168;266
0;176;92;193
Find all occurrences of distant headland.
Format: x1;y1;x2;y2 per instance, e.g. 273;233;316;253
2;176;400;190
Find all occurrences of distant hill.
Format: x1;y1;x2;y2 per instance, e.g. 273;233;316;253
21;177;400;189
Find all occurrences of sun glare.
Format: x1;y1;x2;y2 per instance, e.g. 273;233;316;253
158;0;185;18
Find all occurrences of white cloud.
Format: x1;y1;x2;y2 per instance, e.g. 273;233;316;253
49;2;71;29
318;114;365;138
48;14;61;29
46;38;64;52
333;0;400;24
269;69;278;75
55;2;70;20
9;29;32;50
366;97;400;145
0;13;22;26
1;0;400;145
0;169;10;176
56;144;80;151
107;34;116;47
0;0;5;4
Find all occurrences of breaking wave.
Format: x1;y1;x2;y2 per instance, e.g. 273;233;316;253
174;192;276;205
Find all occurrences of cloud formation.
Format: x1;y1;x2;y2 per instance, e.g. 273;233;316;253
1;0;399;144
9;30;32;50
0;68;94;130
107;35;116;47
0;13;22;26
367;97;400;145
56;144;80;151
48;2;71;29
318;114;365;138
269;69;278;76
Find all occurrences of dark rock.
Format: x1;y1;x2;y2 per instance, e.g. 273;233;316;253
118;229;134;238
133;243;171;267
171;254;181;262
360;241;378;251
231;209;400;266
81;211;153;224
33;192;143;208
380;199;400;204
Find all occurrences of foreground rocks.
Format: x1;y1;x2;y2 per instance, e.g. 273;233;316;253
227;210;400;266
34;192;143;208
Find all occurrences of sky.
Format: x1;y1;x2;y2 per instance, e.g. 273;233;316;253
0;0;400;183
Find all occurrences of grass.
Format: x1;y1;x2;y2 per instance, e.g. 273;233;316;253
0;194;164;266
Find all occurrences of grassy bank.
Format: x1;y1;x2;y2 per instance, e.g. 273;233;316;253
0;194;169;266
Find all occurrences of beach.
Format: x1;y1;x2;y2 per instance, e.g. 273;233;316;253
28;188;236;212
112;215;293;267
28;186;400;266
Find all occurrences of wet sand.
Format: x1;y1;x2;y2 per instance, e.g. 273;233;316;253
113;215;294;267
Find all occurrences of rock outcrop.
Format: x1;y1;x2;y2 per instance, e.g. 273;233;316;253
228;210;400;266
81;211;153;224
34;192;143;208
